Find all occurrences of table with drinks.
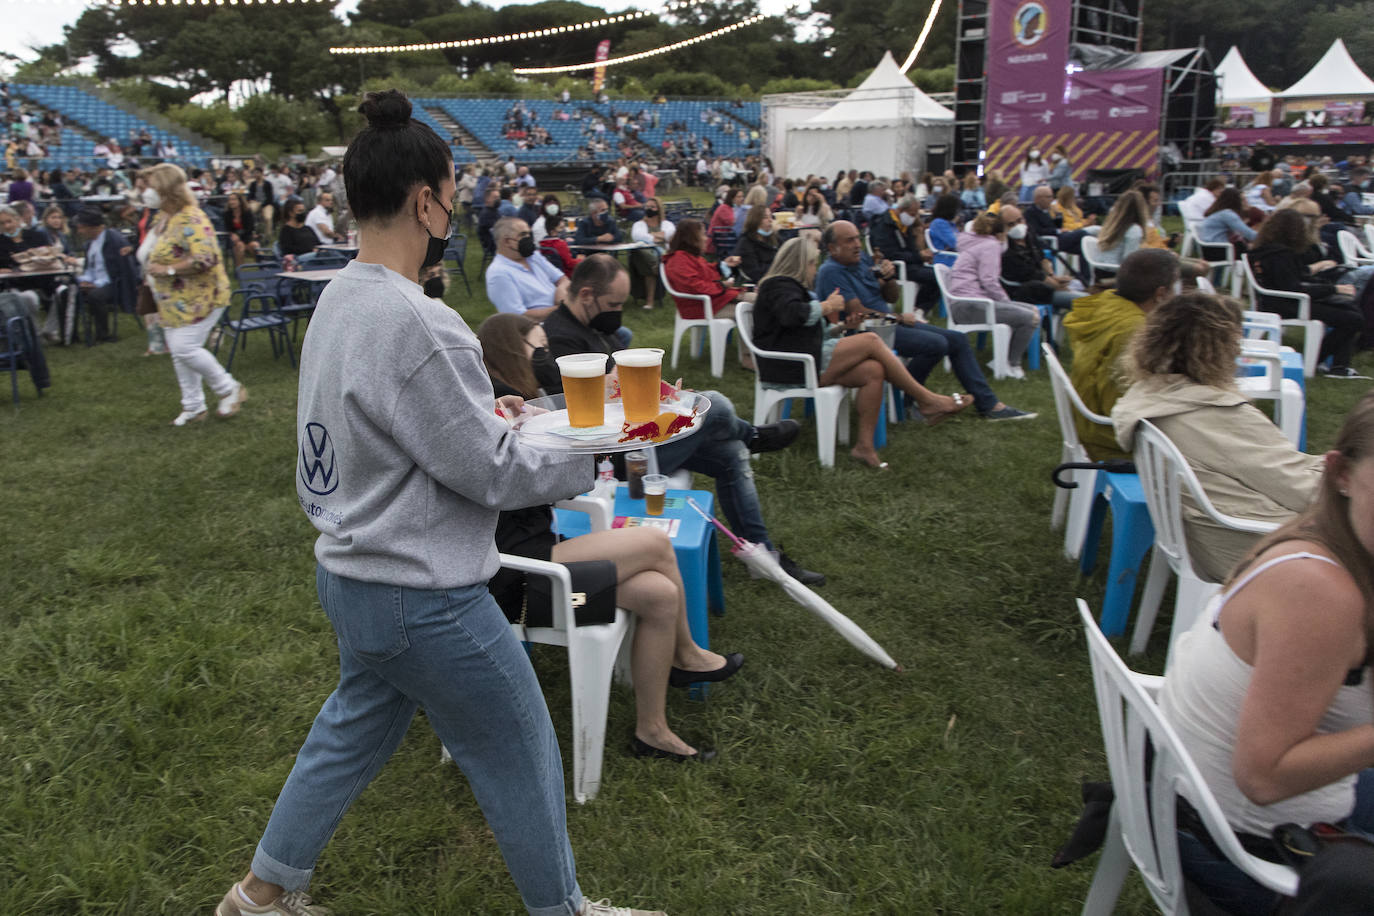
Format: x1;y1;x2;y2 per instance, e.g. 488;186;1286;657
519;346;725;648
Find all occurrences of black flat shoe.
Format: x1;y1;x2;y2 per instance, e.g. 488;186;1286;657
669;652;744;689
632;736;718;762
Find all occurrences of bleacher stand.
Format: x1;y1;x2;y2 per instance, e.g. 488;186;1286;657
10;84;215;170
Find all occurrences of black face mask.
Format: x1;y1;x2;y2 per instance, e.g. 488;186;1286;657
422;194;452;269
517;235;536;258
423;275;445;298
646;210;659;217
588;306;622;335
531;346;555;375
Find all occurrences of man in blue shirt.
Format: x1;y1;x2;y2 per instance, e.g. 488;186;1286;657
861;181;889;221
485;218;567;321
815;221;1034;421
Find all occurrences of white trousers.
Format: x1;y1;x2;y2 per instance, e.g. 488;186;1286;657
163;309;235;413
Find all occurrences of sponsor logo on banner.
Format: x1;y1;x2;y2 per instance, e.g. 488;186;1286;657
1012;1;1049;46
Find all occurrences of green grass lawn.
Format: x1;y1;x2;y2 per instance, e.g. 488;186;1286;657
3;216;1372;915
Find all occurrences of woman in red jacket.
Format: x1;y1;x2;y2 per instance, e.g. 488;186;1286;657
662;217;752;322
705;187;742;254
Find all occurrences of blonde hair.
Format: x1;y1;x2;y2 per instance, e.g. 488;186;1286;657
743;185;769;209
971;211;1003;235
1124;291;1242;389
760;235;817;286
141;163;196;215
1097;190;1151;251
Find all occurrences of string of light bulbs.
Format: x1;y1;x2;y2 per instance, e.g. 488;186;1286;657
329;10;652;55
512;14;766;74
898;0;943;72
101;0;333;5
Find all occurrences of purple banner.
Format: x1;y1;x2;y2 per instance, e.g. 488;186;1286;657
1059;68;1163;133
985;0;1071;138
1213;125;1374;146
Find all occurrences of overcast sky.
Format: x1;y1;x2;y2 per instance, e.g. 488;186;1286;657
0;0;798;74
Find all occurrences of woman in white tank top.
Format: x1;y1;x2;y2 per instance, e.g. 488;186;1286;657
1159;390;1374;913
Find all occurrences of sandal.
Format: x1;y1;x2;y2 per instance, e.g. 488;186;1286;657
923;392;972;427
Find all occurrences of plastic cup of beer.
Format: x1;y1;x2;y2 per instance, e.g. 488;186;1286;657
555;353;608;428
642;474;669;516
612;347;665;424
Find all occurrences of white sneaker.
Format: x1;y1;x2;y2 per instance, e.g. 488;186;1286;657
171;409;207;427
580;898;668;916
215;884;330;916
1006;365;1027;380
217;381;248;417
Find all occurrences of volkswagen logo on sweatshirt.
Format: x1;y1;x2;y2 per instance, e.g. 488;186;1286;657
299;422;339;496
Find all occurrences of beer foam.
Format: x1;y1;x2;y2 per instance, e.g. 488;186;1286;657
555;354;607;378
612;348;664;368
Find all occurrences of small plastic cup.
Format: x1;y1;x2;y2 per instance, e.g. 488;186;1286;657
642;474;669;516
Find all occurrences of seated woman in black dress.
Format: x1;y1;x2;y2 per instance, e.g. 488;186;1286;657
477;312;743;762
1248;206;1366;378
277;199;321;258
731;204;779;285
751;236;970;469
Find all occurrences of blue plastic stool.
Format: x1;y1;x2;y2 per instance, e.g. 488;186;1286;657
1078;471;1155;637
1026;305;1054;371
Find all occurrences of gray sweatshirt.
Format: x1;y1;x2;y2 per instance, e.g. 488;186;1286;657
295;260;592;589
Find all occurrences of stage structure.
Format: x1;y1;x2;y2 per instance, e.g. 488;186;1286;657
953;0;1215;186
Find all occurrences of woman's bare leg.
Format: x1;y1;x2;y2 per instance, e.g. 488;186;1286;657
820;358;883;462
551;527;723;755
820;332;964;417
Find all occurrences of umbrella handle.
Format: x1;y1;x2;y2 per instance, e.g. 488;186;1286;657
685;497;746;548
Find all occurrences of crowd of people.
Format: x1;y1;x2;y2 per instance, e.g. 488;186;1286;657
10;78;1374;915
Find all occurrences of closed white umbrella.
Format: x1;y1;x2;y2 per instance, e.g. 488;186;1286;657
687;499;901;671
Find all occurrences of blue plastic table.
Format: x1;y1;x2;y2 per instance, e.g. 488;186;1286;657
554;485;725;649
1079;471;1155;637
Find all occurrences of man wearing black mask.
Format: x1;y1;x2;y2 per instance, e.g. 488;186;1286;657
541;256;826;586
574;198;622;247
485;217;568;322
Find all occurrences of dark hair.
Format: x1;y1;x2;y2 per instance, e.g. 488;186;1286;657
569;253;625;298
476;313;540;399
1114;249;1180;305
73;208;105;228
1205;187;1245;217
1253;207;1310;252
343;90;452;222
1309;173;1329;193
668;217;706;257
931;193;961;222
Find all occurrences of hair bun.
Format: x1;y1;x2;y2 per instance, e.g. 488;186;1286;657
359;90;412;128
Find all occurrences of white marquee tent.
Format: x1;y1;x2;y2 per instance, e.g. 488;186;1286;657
782;51;954;179
1281;38;1374;98
1215;46;1271;106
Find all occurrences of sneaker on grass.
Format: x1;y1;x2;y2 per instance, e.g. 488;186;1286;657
581;899;668;916
215;885;329;916
1318;366;1371;379
982;405;1037;421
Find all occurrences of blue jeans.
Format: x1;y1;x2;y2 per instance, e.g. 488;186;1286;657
894;324;1000;413
1178;768;1374;915
252;568;584;916
653;390;772;549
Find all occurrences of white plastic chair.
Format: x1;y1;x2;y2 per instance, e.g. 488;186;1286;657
933;263;1013;379
1076;598;1299;914
1337;229;1374;267
1129;421;1280;661
1079;236;1118;285
1235;340;1305;447
503;552;634;804
1239;253;1324;378
1194;240;1244;297
734;301;850;467
662;261;736;378
1043;344;1113;560
1177;217;1203;259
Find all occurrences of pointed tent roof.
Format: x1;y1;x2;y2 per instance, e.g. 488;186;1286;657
799;51;954;129
1216;46;1272;104
1281;38;1374;98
